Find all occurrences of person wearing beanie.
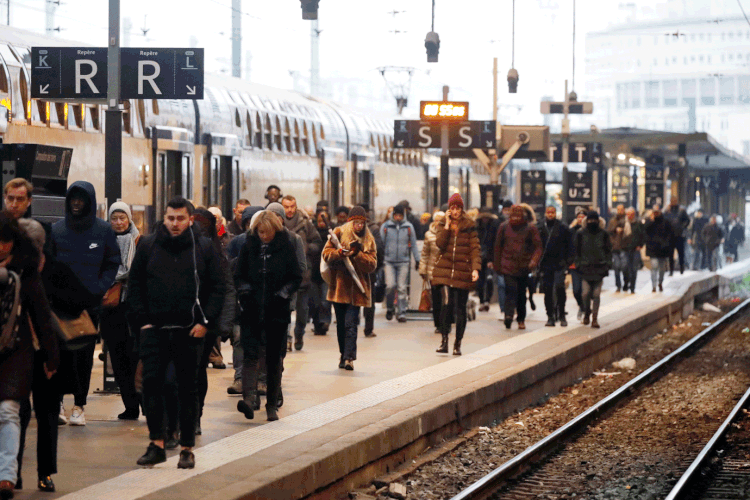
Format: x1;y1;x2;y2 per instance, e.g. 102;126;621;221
432;193;481;355
322;206;377;370
493;205;542;330
573;210;612;328
380;202;420;322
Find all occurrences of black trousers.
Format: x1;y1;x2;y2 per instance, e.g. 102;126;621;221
241;322;285;410
669;236;686;273
436;285;469;339
100;305;139;413
18;352;59;479
197;332;220;421
541;269;566;320
503;274;529;322
431;285;442;328
140;327;203;448
475;261;493;304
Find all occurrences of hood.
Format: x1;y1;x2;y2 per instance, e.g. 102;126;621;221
65;180;97;231
242;206;264;229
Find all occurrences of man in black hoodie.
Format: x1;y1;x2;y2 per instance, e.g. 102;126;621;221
50;181;120;427
128;197;226;470
539;206;573;326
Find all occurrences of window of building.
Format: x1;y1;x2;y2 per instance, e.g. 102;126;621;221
664;80;678;106
729;53;734;61
682;78;696;106
630;81;641;108
699;55;704;62
739;76;750;103
743;141;750;156
700;78;716;105
645;81;659;107
691;34;696;42
720;76;734;104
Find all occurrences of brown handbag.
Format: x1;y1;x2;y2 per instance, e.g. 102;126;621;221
418;280;432;312
102;282;123;308
54;309;98;345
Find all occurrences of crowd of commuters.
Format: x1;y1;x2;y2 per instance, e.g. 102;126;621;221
0;175;745;496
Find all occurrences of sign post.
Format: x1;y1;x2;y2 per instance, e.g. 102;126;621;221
105;0;122;206
440;86;450;206
563;170;593;224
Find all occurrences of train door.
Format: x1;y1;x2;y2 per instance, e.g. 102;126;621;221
322;147;346;209
354;152;375;209
151;127;194;221
208;133;242;217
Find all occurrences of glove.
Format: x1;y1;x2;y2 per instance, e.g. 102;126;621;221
414;261;420;271
349;241;361;257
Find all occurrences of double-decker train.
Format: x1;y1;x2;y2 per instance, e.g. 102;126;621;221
0;25;487;229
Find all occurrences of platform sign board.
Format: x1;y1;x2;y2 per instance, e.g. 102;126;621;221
393;120;495;149
611;166;630;205
644;166;665;209
548;142;603;164
563;170;593;223
32;47;108;99
121;48;203;99
518;170;546;220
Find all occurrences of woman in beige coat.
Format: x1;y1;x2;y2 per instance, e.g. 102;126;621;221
419;211;445;333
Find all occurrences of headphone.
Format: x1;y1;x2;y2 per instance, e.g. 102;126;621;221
265;185;282;201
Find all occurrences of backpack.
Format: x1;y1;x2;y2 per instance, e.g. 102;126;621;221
0;267;22;355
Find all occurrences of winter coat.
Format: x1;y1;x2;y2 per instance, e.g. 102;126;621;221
227;218;243;236
476;213;500;263
380;219;420;264
369;221;385;272
725;222;745;253
50;181;121;299
689;216;709;247
539;218;573;271
606;214;627;251
622;219;645;252
127;225;226;330
702;223;724;251
644;216;674;258
323;223;378;307
0;263;60;401
41;254;98;319
234;230;301;332
432;214;481;290
493;221;543;277
574;225;612;281
418;221;442;282
284;210;322;288
664;205;690;239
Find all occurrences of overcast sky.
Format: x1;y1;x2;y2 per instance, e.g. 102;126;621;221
10;0;624;121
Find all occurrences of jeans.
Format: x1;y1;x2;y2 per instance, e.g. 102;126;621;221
0;400;21;483
570;270;583;309
240;321;285;410
503;274;529;322
100;305;139;413
436;285;468;339
293;288;311;338
496;274;506;314
333;303;360;361
384;261;410;317
669;236;686;274
308;281;331;331
650;257;668;288
541;268;566;320
581;279;603;318
140;327;204;448
612;251;627;289
231;325;242;382
691;245;706;270
708;247;721;272
624;250;640;292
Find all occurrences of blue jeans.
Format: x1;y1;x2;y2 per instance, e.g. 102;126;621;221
496;274;506;314
385;261;410;317
232;325;242;382
624;250;640;292
612;251;627;289
0;400;21;483
650;257;668;288
333;303;360;361
570;269;583;309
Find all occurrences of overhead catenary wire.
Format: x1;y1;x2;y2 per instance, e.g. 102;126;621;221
737;0;750;28
431;0;435;32
572;0;576;92
511;0;515;68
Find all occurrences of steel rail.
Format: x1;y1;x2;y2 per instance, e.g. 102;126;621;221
664;384;750;500
449;297;750;500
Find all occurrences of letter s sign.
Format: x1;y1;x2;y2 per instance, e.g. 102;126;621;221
418;126;433;147
458;126;472;148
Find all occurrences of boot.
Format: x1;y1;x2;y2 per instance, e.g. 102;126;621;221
545;316;555;327
583;312;590;325
591;313;600;328
436;334;449;353
453;337;462;356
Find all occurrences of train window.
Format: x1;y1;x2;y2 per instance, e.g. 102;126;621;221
70;103;83;129
53;103;65;127
245;111;253;148
319;124;326;140
264;114;272;150
255;112;263;149
274;116;282;151
235;108;241;128
87;105;100;131
152;99;159;115
310;123;318;154
283;117;292;152
300;121;308;155
136;100;146;133
35;101;46;125
293;119;300;154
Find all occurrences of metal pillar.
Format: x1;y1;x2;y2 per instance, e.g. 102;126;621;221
310;19;320;96
105;0;122;205
439;85;450;206
561;80;570;216
232;0;241;78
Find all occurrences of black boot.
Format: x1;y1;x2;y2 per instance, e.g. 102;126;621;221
436;334;449;353
545;316;555;327
453;337;462;356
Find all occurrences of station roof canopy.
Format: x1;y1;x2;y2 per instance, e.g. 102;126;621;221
551;127;750;171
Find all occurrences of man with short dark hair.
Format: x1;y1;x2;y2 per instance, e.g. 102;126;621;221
128;197;226;469
227;198;251;235
334;206;350;227
539;206;572;326
265;185;282;206
3;178;33;220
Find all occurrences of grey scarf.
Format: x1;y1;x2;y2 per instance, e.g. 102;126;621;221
115;223;140;281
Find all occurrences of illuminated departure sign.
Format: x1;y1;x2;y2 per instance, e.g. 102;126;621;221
419;101;469;121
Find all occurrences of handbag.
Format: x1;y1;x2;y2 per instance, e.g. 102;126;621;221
418;280;432;312
102;282;123;308
372;268;386;303
54;309;98;347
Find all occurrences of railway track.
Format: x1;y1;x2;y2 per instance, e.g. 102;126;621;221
448;298;750;500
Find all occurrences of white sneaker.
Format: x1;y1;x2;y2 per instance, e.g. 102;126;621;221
58;402;67;425
69;406;86;426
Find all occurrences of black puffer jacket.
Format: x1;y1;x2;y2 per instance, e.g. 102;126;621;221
574;225;612;281
645;216;674;258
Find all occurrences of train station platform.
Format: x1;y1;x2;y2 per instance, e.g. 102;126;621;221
18;259;750;500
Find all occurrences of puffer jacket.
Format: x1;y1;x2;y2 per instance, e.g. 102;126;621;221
380;219;420;264
431;214;481;290
493;221;543;277
418;221;442;282
574;225;612;281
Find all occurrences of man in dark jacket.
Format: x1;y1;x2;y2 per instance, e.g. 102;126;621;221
606;204;627;292
688;209;709;270
539;206;573;326
644;204;673;292
360;203;384;337
724;213;745;263
574;211;612;328
702;215;724;272
664;199;690;275
128;197;226;469
281;195;322;351
227;198;251;236
50;180;120;427
622;207;645;293
475;207;499;312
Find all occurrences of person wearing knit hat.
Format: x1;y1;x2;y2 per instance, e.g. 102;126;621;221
493;205;542;330
322;204;378;370
573;210;612;328
380;201;420;322
432;194;481;355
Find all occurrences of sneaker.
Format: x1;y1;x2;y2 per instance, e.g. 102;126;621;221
57;403;67;426
177;450;195;469
397;316;407;323
210;361;226;369
344;360;354;371
227;380;242;395
69;406;85;426
386;310;394;321
338;357;346;369
577;309;583;321
137;443;166;466
165;432;180;450
364;331;376;338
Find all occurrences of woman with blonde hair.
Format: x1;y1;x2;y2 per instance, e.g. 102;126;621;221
235;211;301;421
419;211;446;333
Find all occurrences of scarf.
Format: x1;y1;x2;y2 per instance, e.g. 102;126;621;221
115;223;140;281
623;220;632;238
